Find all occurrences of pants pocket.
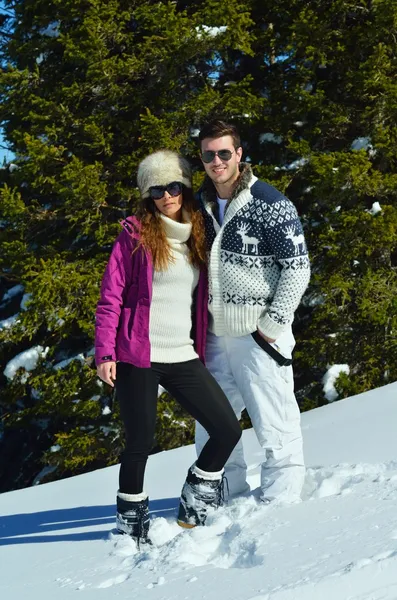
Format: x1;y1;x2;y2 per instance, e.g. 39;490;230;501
250;331;293;385
251;331;292;365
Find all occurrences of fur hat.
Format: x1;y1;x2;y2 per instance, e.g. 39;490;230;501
137;150;192;199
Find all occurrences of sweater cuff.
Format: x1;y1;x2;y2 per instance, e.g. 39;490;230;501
257;312;287;341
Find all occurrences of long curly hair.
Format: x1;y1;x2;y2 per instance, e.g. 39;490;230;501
135;186;207;272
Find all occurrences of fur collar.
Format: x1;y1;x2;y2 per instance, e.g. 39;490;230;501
200;163;253;220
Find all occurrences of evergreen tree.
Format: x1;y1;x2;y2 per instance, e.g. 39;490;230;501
0;0;257;490
0;0;396;491
235;0;397;404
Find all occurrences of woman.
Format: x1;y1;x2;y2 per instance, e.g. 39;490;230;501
95;150;241;545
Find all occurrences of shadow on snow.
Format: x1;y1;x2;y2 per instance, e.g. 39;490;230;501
0;497;179;545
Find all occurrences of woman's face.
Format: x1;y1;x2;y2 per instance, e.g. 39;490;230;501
150;181;183;222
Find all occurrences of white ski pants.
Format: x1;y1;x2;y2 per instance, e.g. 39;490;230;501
195;329;305;503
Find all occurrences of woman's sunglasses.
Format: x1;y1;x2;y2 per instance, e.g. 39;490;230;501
149;181;182;200
201;149;235;164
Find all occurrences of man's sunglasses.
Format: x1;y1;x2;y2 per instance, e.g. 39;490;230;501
201;149;235;164
149;181;182;200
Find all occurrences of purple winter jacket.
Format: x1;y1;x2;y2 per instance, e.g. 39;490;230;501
95;216;208;368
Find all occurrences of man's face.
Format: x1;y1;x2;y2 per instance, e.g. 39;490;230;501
200;135;242;188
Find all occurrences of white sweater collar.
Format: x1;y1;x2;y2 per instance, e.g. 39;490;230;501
160;212;192;243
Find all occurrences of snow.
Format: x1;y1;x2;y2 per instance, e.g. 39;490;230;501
0;288;29;322
301;292;325;307
1;382;397;600
322;364;350;401
40;22;60;37
275;158;308;171
1;284;24;303
3;345;49;381
259;133;282;144
367;201;382;216
53;353;85;371
20;292;32;310
0;313;18;330
196;25;227;39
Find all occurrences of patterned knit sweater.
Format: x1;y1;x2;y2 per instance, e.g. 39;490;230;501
199;164;311;340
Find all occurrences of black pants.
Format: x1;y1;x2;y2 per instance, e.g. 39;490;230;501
116;359;242;495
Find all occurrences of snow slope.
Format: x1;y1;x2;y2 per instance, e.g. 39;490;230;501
1;382;397;600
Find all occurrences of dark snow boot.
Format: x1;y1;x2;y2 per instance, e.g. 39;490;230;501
177;464;226;528
116;491;150;546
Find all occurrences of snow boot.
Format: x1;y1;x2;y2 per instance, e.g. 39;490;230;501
177;464;226;528
116;491;150;546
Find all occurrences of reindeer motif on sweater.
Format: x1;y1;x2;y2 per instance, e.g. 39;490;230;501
236;222;260;255
284;226;306;256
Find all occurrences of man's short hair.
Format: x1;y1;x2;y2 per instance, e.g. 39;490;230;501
198;119;241;149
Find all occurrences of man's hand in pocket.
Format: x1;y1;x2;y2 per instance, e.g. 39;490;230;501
257;329;276;344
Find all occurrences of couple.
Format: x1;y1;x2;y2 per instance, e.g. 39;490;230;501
95;119;311;545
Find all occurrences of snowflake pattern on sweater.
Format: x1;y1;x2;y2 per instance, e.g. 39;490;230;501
200;167;310;339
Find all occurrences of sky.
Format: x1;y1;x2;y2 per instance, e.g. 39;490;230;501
1;380;397;600
0;135;12;164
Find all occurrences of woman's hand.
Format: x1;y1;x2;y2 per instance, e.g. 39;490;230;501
97;361;117;387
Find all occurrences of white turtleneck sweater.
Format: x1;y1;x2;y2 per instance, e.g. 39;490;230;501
149;213;200;363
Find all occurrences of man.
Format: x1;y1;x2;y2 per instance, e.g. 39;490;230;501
195;119;311;504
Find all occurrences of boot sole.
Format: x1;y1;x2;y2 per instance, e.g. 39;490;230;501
177;519;197;529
